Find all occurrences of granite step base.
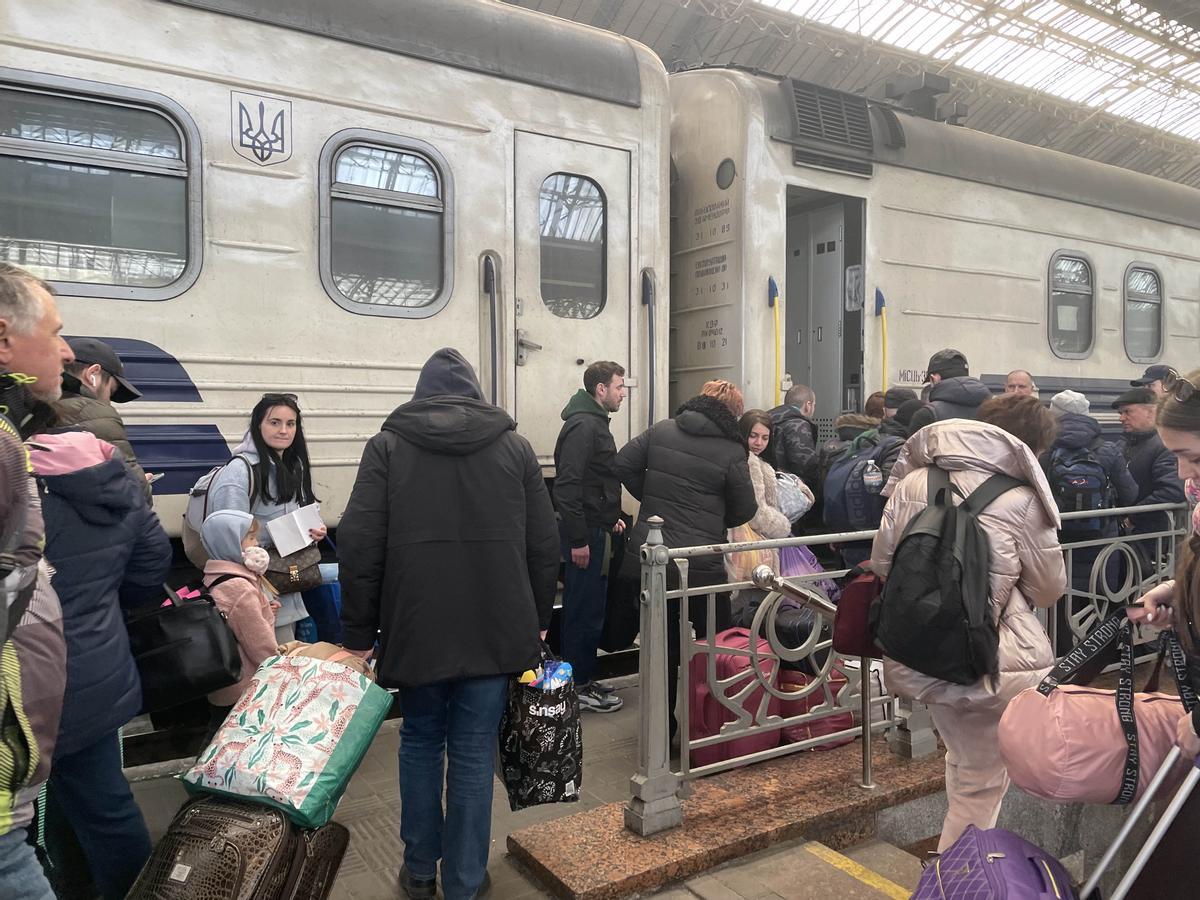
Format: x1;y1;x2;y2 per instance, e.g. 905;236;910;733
507;741;947;899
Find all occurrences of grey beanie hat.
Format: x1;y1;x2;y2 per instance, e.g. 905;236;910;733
1050;389;1089;417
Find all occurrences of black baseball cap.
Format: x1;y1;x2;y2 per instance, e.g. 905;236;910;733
925;348;969;381
1131;365;1171;387
1111;387;1156;409
67;337;142;403
883;387;917;408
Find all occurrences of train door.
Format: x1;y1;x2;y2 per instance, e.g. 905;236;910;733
513;131;632;464
784;195;864;436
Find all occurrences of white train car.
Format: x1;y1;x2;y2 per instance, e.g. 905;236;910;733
669;68;1200;434
0;0;670;533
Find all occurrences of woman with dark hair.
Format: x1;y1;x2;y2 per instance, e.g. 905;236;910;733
1138;369;1200;758
870;402;1066;851
727;411;794;579
208;393;325;642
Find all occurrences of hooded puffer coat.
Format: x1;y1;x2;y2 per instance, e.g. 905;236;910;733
870;420;1067;714
29;431;171;757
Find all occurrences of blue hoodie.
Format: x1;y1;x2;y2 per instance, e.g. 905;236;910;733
29;431;171;757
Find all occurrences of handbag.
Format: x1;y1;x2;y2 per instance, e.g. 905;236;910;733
998;612;1198;805
497;648;583;811
182;646;392;828
832;572;884;659
265;542;322;594
775;472;813;524
124;581;243;714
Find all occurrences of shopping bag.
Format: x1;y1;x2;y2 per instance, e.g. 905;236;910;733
727;523;772;582
182;647;391;828
497;659;583;811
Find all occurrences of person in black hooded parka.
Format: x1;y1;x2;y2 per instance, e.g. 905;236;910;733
615;382;757;732
338;348;558;900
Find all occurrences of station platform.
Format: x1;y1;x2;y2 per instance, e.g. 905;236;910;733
125;676;948;899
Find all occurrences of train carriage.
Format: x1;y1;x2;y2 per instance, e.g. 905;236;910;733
0;0;670;533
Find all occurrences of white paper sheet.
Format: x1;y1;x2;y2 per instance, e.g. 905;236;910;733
267;503;324;556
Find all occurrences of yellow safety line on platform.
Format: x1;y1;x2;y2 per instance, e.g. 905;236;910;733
803;842;911;900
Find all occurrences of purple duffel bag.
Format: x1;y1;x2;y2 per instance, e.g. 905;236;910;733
913;826;1076;899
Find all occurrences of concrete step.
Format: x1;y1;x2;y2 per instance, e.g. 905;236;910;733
655;838;913;899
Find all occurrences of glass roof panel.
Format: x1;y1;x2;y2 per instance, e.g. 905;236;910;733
756;0;1200;145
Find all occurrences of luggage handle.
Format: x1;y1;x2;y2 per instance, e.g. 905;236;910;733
1028;851;1068;900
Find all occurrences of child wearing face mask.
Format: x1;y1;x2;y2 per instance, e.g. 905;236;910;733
199;509;281;742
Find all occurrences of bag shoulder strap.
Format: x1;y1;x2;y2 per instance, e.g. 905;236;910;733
207;572;252;589
961;473;1025;516
925;466;952;506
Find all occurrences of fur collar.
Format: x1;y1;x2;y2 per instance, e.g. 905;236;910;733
675;394;743;443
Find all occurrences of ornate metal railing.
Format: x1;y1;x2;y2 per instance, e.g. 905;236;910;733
625;502;1189;836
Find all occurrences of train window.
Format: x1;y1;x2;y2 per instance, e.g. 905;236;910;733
1048;252;1094;358
539;173;605;319
326;142;446;312
0;80;199;299
1124;265;1162;362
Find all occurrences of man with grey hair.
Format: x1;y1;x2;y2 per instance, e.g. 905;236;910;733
1004;369;1038;398
0;263;71;900
0;264;74;402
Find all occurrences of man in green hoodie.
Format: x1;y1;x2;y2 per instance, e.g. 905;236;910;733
553;361;626;713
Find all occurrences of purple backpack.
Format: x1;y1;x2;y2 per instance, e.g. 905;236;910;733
913;826;1076;899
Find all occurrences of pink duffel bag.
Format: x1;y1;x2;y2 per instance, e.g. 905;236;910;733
999;612;1197;805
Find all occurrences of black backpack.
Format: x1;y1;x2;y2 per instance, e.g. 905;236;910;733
869;466;1024;685
1045;439;1112;536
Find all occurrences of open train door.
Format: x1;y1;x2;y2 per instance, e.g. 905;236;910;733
513;131;632;466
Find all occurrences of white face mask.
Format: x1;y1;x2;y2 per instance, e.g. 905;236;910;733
242;545;270;574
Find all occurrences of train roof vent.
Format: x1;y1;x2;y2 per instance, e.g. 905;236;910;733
784;79;873;155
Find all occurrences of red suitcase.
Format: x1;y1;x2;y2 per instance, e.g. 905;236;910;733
688;627;781;767
777;668;854;750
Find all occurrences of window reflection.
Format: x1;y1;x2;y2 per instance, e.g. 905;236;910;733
539;173;605;319
1125;267;1162;360
1049;254;1093;357
0;89;182;159
334;145;438;197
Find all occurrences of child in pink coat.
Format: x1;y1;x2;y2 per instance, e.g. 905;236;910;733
200;508;279;741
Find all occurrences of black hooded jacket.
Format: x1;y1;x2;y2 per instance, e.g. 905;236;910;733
907;376;992;433
765;404;819;484
553;390;620;547
338;349;559;688
1122;427;1186;540
615;395;757;580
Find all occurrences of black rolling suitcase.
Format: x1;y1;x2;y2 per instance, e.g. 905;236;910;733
1081;746;1200;900
126;796;348;900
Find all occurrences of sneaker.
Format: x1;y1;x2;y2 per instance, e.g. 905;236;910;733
578;683;623;713
592;681;617;696
398;865;437;899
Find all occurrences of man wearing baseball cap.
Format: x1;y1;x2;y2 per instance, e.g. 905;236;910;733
906;348;992;434
1130;364;1172;399
58;337;152;501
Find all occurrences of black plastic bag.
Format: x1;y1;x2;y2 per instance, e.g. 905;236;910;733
497;667;583;811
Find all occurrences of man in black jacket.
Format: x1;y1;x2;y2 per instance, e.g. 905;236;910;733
339;348;558;900
766;384;819;485
553;360;626;713
1114;387;1186;575
615;389;757;732
907;348;993;434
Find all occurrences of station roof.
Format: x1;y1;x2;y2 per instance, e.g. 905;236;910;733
515;0;1200;188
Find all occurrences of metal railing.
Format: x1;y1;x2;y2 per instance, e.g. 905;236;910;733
624;502;1189;836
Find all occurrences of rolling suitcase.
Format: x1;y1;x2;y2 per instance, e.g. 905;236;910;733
912;825;1076;899
1081;746;1200;900
126;796;348;900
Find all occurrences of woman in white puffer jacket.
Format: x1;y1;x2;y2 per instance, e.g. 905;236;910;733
870;394;1067;851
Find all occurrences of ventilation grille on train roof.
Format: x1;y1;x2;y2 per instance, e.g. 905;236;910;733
784;79;874;155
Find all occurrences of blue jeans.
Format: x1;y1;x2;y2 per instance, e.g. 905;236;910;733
49;731;152;899
399;675;508;900
0;827;55;900
560;525;609;686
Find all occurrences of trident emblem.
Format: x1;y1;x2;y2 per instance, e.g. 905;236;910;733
230;92;292;166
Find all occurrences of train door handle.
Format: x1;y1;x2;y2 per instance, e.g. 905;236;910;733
516;328;543;366
816;326;823;342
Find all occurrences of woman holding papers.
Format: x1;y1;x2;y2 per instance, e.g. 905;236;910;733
208;392;325;642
